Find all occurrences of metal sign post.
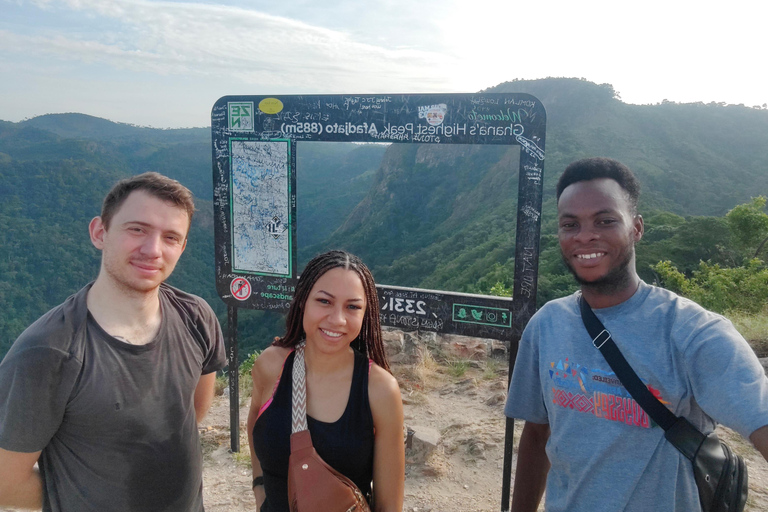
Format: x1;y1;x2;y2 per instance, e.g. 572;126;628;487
211;93;545;510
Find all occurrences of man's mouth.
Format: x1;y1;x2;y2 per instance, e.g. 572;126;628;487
576;252;606;260
132;262;161;272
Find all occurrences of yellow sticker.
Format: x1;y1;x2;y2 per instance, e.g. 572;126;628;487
258;98;283;115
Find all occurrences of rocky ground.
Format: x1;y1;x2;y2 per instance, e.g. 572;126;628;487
199;330;768;512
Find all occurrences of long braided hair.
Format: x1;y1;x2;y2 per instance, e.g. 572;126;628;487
273;250;390;373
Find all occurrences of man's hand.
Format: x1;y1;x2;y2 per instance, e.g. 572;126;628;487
0;447;43;509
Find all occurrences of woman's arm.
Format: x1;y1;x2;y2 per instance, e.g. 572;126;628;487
368;365;405;512
247;346;290;508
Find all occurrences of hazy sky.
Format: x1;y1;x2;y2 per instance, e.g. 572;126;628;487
2;0;766;128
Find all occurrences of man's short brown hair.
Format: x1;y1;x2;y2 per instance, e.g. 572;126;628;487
101;172;195;232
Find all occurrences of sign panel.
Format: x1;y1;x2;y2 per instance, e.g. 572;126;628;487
378;285;513;341
212;93;546;341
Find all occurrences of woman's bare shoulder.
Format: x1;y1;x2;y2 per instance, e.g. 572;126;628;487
368;363;401;404
252;345;293;383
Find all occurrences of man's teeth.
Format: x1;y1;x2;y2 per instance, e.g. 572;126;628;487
321;329;342;338
577;253;604;260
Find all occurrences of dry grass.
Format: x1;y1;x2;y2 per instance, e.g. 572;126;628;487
728;308;768;357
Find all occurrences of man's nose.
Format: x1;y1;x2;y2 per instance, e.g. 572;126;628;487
140;234;163;257
574;225;598;243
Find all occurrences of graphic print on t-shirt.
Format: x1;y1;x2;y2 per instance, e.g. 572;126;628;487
548;357;669;429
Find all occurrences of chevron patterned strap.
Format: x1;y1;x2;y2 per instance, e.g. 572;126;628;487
291;342;309;433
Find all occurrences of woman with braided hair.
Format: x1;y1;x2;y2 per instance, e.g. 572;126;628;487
247;250;404;512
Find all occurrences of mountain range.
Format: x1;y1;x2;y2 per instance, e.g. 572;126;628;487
1;77;767;355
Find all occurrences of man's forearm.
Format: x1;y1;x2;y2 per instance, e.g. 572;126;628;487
194;372;217;423
0;448;44;509
750;424;768;462
511;422;550;512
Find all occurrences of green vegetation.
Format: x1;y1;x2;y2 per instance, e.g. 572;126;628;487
3;79;768;360
445;359;470;378
650;196;768;315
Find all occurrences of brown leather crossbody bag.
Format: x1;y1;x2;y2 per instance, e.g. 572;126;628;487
287;343;372;512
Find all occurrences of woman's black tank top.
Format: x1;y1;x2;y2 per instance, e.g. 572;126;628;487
252;349;375;512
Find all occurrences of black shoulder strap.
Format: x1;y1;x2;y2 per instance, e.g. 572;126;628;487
578;294;708;460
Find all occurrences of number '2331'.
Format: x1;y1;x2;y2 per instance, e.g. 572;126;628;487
381;297;427;315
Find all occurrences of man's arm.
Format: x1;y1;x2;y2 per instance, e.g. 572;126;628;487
750;424;768;461
0;447;43;509
511;421;550;512
193;372;217;423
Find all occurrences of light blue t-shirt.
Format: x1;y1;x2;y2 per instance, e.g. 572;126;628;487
505;281;768;512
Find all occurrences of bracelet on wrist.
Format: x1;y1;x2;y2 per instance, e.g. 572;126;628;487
252;476;264;489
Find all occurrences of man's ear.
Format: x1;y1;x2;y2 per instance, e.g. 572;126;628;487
89;217;106;249
633;214;644;242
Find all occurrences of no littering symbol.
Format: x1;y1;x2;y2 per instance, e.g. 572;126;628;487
230;277;251;301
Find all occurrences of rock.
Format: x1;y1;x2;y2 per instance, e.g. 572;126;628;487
485;393;506;406
406;424;441;464
490;380;508;391
382;329;404;357
419;331;439;350
443;338;487;361
439;385;455;396
490;340;507;358
467;440;486;459
401;331;424;364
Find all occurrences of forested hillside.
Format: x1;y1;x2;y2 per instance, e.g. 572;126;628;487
0;117;378;354
2;78;767;356
314;78;768;302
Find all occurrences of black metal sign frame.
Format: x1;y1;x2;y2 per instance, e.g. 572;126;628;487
211;93;546;511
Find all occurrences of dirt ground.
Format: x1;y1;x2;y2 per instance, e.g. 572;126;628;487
200;356;768;512
0;355;764;512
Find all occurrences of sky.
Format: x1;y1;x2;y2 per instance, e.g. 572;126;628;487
1;0;766;128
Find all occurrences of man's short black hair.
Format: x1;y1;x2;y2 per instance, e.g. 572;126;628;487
556;157;641;213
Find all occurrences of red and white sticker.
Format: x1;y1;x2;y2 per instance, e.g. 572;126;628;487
230;277;252;301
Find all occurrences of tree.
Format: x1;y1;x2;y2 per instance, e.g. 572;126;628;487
726;196;768;259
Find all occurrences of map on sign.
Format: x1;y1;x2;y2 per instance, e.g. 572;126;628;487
230;139;292;276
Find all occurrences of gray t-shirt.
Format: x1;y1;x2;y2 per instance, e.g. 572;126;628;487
0;283;226;512
505;281;768;512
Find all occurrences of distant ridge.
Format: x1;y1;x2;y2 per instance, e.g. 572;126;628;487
20;113;208;143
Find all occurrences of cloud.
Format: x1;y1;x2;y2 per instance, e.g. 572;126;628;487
2;0;456;92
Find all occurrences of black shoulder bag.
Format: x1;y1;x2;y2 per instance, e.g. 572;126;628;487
579;295;748;512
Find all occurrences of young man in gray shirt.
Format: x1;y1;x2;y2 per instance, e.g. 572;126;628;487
505;157;768;511
0;172;226;511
